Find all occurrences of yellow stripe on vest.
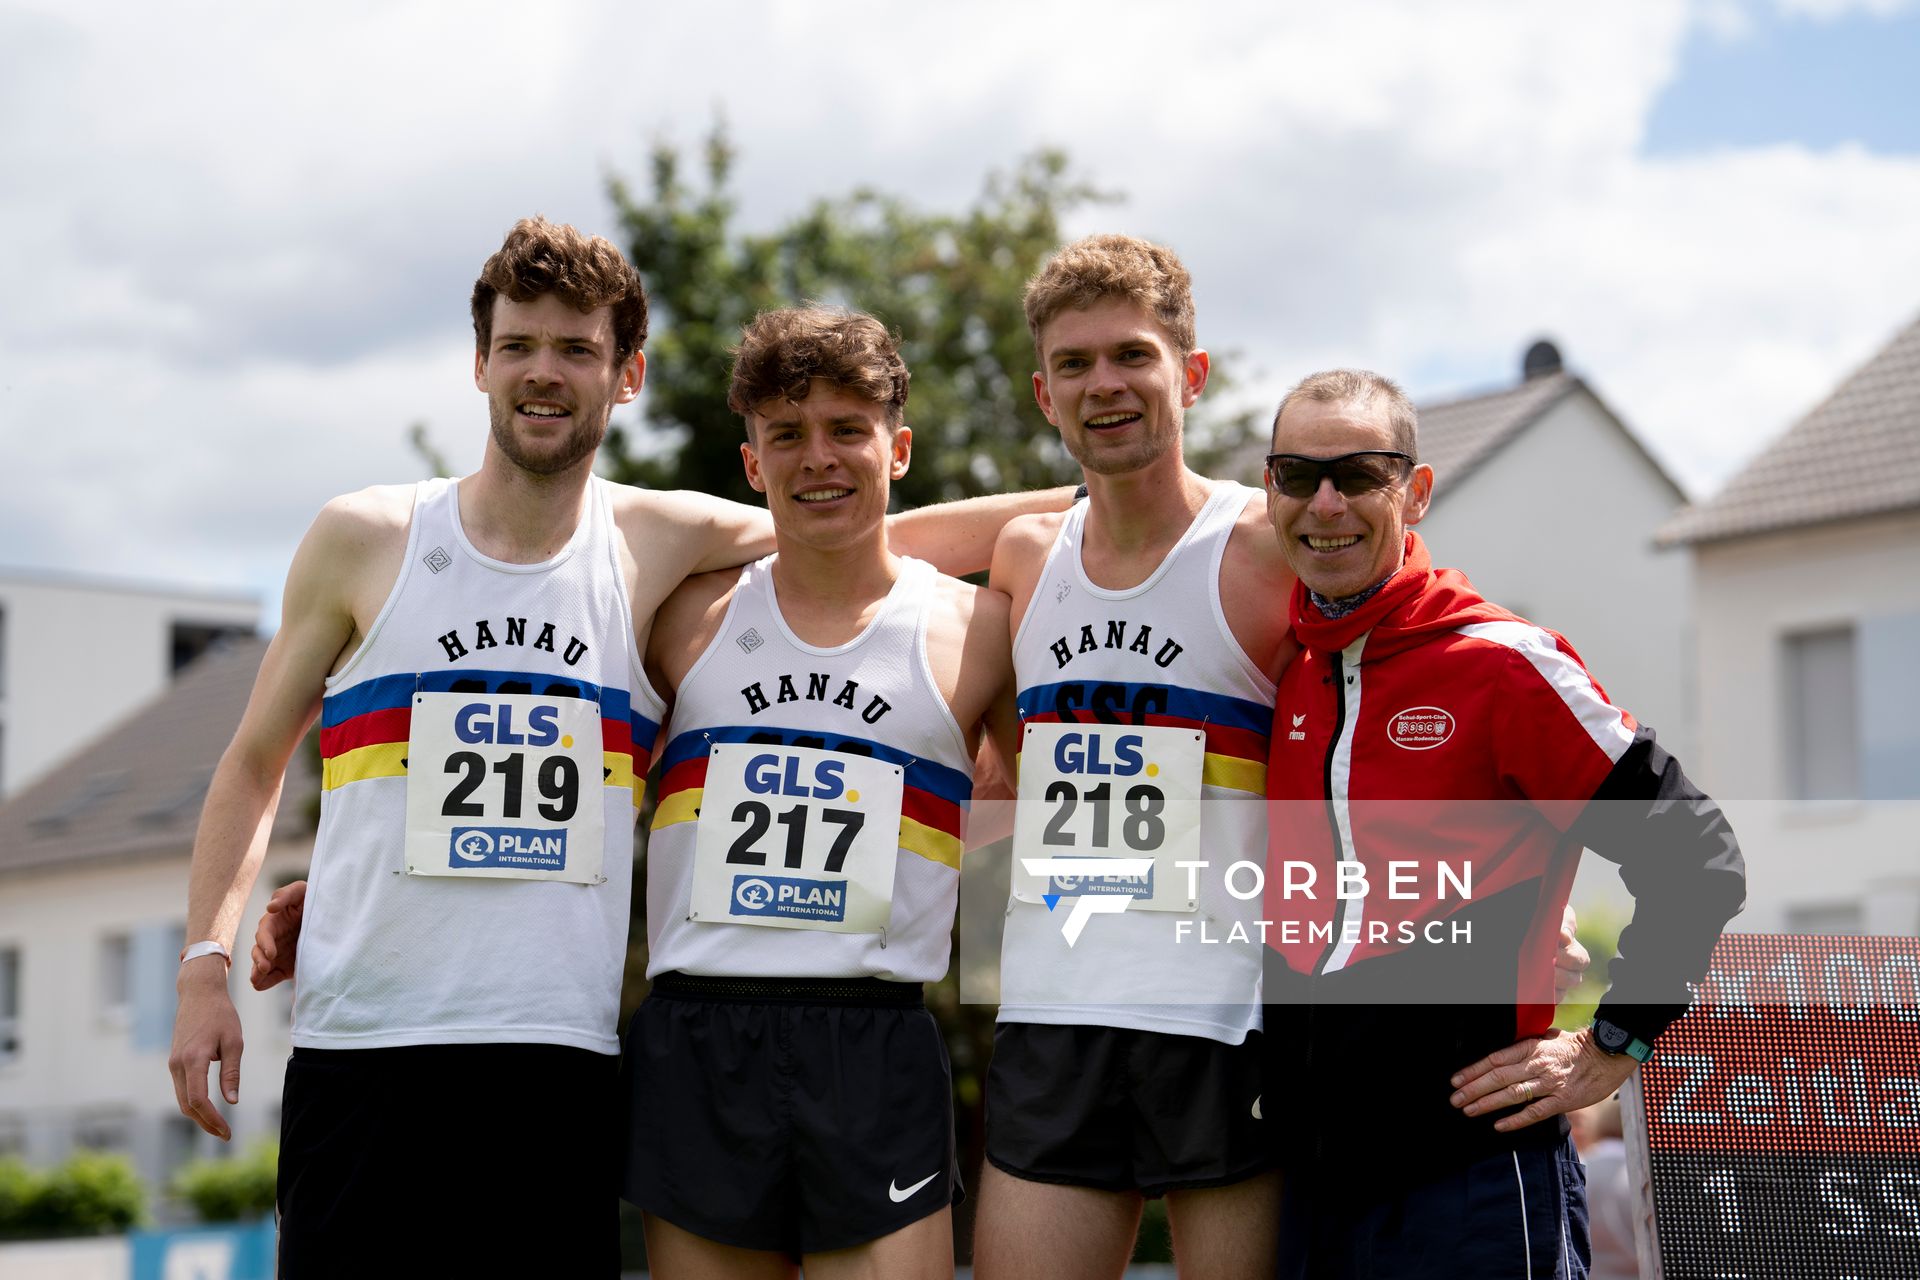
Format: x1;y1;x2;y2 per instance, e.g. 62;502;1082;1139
321;741;408;791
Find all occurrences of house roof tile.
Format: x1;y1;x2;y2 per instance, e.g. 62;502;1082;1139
1660;312;1920;544
0;637;315;876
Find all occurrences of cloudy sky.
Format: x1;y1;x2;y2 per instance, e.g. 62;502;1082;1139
3;0;1917;616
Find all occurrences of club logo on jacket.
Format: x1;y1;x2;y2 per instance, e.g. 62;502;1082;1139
740;672;893;725
1388;706;1455;750
1047;620;1185;671
433;617;590;666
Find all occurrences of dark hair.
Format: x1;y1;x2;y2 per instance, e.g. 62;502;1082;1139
728;306;909;428
470;216;649;363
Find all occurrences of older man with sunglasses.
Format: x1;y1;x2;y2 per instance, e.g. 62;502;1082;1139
1256;370;1746;1279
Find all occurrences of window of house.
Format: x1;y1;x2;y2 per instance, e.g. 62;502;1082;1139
0;947;18;1065
131;922;186;1052
71;1107;132;1152
1783;627;1859;802
1859;612;1920;801
99;932;133;1026
161;1114;202;1178
169;620;253;674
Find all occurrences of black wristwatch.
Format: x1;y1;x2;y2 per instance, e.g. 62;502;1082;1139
1591;1016;1654;1064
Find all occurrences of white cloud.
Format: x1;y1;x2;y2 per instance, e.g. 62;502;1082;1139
1771;0;1916;18
2;0;1916;601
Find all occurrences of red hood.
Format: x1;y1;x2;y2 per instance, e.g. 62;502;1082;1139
1289;533;1518;659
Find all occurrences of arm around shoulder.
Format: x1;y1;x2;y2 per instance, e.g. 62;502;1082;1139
610;485;776;580
891;485;1079;578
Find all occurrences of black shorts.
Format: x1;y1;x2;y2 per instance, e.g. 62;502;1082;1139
278;1043;619;1279
621;972;959;1256
984;1022;1269;1198
1277;1136;1590;1279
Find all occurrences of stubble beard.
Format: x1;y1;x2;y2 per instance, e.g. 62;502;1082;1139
488;397;609;478
1065;410;1180;478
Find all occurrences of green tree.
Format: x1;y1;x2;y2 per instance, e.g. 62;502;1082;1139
171;1141;277;1223
0;1152;144;1238
604;127;1259;506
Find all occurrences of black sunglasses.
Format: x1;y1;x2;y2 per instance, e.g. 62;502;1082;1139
1264;450;1415;499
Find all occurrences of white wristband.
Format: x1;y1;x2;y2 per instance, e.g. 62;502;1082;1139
179;940;231;967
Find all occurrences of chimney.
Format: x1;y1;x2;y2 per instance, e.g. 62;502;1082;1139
1522;339;1563;382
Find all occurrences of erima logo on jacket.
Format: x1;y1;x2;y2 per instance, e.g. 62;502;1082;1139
1047;619;1185;671
740;672;893;725
434;617;590;666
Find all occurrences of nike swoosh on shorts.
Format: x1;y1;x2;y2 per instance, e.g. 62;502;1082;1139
889;1172;939;1203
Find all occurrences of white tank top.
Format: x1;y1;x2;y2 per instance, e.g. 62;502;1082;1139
1000;482;1275;1043
646;555;972;983
298;476;664;1053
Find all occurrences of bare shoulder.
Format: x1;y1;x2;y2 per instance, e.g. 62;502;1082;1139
925;570;1008;633
608;483;775;605
293;485;415;627
923;571;1013;739
312;483;413;549
606;485;721;553
989;508;1068;599
995;510;1069;568
660;566;742;624
1226;486;1292;579
647;567;745;695
1221;486;1299;681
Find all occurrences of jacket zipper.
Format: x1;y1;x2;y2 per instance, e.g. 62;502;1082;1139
1312;651;1349;977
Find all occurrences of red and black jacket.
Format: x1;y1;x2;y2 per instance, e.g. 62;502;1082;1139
1260;534;1745;1177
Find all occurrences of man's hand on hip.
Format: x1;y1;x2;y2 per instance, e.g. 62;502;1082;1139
1448;1027;1638;1134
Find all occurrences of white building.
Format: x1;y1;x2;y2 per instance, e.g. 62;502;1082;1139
1660;313;1920;936
0;638;312;1197
0;570;259;800
1412;342;1695;763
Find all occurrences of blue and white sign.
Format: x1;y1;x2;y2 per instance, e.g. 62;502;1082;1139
729;873;849;922
448;825;569;871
